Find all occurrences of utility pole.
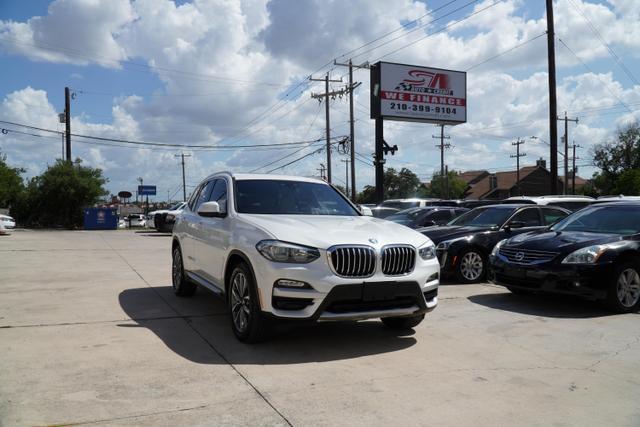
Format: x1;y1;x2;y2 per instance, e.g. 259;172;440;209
557;111;578;194
432;125;451;199
64;87;71;162
310;73;344;184
511;138;527;196
175;153;191;201
334;59;368;200
137;177;143;205
445;165;450;200
546;0;559;194
316;164;326;181
571;142;581;195
340;159;350;196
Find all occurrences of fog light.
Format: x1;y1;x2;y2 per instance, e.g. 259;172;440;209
427;272;439;282
275;279;309;288
573;281;581;288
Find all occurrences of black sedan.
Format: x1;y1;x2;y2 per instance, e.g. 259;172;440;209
385;207;469;229
489;202;640;313
418;204;570;283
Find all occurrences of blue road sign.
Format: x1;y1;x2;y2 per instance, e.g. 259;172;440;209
138;185;156;196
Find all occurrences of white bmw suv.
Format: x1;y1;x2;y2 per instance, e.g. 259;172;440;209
172;172;440;342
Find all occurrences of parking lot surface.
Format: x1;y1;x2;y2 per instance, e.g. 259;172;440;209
1;230;639;426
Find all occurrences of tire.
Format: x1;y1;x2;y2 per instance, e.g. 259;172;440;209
381;314;425;330
172;245;196;297
228;262;271;343
605;260;640;313
456;249;486;284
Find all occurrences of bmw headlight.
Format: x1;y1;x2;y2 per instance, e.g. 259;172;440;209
256;240;320;263
491;239;508;257
418;242;436;260
561;245;606;264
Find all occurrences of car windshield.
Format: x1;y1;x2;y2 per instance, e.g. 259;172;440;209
551;205;640;234
448;207;514;228
235;180;359;216
381;200;420;210
386;208;427;224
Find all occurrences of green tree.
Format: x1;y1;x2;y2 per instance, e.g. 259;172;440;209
591;122;640;194
356;167;422;204
614;169;640;195
0;151;25;208
424;170;468;199
13;159;108;228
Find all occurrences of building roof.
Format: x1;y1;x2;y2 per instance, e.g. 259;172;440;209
458;170;489;184
465;166;540;199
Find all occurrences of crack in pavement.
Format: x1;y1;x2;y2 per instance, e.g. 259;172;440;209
586;333;640;370
99;234;294;427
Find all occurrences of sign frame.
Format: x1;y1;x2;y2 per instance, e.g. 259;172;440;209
370;61;467;125
138;185;156;196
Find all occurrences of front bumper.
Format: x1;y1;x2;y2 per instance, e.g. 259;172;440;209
489;256;612;300
252;252;440;320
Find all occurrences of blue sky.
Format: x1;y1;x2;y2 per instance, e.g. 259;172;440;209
1;0;639;200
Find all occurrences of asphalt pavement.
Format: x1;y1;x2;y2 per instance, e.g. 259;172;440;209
1;230;639;426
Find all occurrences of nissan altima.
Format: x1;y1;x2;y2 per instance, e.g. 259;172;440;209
489;202;640;313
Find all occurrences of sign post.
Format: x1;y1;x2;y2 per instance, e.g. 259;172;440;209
371;61;467;203
138;186;156;216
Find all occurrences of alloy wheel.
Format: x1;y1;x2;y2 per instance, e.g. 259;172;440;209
231;271;251;333
616;268;640;308
460;251;483;281
172;249;182;289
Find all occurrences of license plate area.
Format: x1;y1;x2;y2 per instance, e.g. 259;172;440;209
362;281;397;301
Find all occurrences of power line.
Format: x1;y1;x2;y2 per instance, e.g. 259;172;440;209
557;37;633;113
0;119;330;150
565;0;640;86
373;0;504;61
465;32;547;71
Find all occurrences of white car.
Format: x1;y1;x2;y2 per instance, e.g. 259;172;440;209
0;214;16;229
172;173;440;342
127;214;147;227
502;195;594;212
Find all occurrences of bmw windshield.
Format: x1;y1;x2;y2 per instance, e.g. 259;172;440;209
235;180;359;216
550;205;640;235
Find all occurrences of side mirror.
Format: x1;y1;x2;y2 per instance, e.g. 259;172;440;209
198;201;223;217
359;206;373;216
507;220;525;229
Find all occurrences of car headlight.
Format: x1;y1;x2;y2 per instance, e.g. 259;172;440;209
562;245;607;264
418;242;436;260
436;236;471;251
256;240;320;263
491;239;508;257
166;214;175;221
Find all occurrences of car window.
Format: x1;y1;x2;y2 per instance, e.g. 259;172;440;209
194;180;216;212
381;201;420;210
208;179;227;214
188;185;204;211
551;205;640;234
429;210;452;221
448;207;515;228
541;207;568;225
509;208;541;227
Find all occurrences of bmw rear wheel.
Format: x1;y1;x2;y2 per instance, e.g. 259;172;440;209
172;246;196;297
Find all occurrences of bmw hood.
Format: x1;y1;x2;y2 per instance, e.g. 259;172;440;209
240;214;431;249
505;230;623;253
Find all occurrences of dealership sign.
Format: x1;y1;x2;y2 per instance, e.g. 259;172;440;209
371;61;466;125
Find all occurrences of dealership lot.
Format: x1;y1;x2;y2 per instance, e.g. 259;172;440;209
1;230;639;426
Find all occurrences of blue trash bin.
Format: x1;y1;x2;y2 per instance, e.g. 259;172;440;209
83;207;118;230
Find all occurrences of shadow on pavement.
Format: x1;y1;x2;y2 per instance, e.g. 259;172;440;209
119;286;417;364
468;292;615;319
